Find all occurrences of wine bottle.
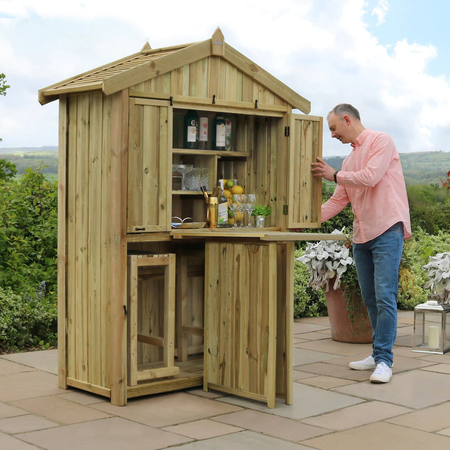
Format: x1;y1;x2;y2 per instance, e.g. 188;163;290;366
217;187;228;227
184;110;199;149
213;114;226;150
198;116;208;150
225;117;232;151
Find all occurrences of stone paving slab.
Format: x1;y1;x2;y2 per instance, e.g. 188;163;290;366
217;382;364;420
2;314;450;449
212;409;331;441
16;417;192;450
169;430;316;449
334;369;450;409
303;422;450;450
1;350;58;375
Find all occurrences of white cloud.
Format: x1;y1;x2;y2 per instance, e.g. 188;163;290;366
372;0;390;26
0;0;449;156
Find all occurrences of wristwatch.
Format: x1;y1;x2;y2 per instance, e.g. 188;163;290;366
333;171;339;183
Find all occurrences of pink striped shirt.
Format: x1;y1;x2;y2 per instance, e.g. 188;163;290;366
321;128;411;244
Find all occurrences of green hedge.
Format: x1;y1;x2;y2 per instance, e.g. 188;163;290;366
0;287;57;352
0;165;58;352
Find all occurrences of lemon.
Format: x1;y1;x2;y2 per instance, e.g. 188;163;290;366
223;189;231;199
231;185;244;195
225;179;235;189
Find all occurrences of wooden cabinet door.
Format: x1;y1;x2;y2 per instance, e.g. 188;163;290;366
204;241;278;408
287;114;323;229
127;98;172;232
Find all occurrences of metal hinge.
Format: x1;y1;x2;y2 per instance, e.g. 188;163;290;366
284;126;290;137
283;205;288;215
123;305;128;316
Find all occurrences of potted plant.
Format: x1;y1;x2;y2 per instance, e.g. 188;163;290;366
297;229;373;343
251;205;272;228
423;252;450;302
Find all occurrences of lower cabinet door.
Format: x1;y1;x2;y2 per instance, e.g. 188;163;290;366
203;241;277;408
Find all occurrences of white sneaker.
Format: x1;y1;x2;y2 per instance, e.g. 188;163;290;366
349;356;376;371
370;362;392;383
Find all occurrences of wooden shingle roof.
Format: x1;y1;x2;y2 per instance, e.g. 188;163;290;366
38;42;193;105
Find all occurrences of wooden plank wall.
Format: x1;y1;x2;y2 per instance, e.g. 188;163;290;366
204;242;277;404
65;92;115;391
132;57;285;106
291;117;322;227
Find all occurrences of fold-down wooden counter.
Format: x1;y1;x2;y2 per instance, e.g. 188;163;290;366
170;230;345;408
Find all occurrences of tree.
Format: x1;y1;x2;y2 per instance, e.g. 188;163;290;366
0;73;10;142
0;159;17;181
0;73;9;96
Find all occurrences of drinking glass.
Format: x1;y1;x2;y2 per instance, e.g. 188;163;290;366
245;194;256;227
174;164;193;191
230;194;243;227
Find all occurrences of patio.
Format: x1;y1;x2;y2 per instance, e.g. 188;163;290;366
1;311;450;450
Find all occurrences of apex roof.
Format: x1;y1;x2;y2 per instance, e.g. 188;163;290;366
39;27;310;114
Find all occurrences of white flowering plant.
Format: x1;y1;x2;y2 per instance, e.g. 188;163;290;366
296;229;354;292
422;252;450;303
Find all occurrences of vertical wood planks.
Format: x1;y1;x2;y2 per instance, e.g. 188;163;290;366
88;92;103;387
101;95;112;389
163;254;176;369
109;90;128;406
57;95;68;389
204;241;277;407
287;114;323;228
127;256;138;386
127;99;171;232
75;94;90;383
66;97;77;382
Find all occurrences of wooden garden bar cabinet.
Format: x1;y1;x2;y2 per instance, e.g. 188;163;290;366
39;28;334;407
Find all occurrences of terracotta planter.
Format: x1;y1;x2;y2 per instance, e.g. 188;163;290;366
325;285;373;344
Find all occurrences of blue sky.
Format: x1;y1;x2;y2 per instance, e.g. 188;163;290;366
0;0;449;157
366;0;449;77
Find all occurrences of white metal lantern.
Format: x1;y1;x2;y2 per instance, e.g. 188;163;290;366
412;296;450;354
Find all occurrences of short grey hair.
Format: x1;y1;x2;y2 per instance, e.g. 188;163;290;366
327;104;361;121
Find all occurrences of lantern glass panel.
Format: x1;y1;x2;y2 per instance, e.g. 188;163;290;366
413;301;450;354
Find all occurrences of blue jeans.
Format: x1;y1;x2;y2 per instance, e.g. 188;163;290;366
353;222;404;367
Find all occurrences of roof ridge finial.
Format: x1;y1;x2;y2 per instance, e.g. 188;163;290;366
141;41;152;52
212;27;225;56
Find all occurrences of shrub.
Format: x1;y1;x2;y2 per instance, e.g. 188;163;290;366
294;249;327;318
0;165;57;295
0;287;57;353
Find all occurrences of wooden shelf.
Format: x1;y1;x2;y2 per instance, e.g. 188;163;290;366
172;190;211;196
173;148;248;158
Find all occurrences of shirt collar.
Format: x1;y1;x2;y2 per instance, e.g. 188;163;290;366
354;128;371;148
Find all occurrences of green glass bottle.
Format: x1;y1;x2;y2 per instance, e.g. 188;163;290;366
184;110;199;149
213;114;226;150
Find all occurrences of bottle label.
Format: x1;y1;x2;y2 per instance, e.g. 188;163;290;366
225;118;232;147
217;202;228;226
216;123;226;146
187;126;196;142
199;117;208;142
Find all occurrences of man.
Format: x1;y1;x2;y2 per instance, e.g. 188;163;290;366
311;104;411;383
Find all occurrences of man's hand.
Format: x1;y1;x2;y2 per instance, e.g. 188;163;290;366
311;157;336;182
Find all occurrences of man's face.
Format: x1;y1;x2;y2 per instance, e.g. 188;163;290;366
328;113;350;144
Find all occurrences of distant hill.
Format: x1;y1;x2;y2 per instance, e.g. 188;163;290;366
0;147;449;185
0;146;57;155
0;146;58;175
325;150;450;186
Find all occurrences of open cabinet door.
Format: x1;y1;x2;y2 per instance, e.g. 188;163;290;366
127;98;172;233
287;114;323;229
